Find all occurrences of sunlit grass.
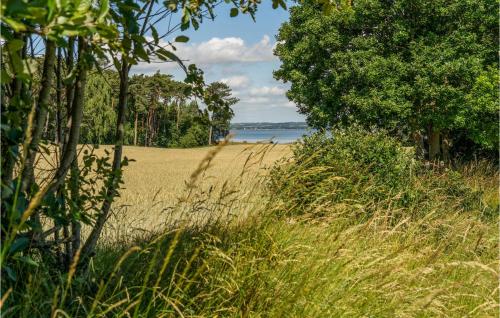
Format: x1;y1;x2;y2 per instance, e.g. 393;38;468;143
8;142;498;317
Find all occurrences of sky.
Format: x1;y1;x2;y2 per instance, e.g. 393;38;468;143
130;3;306;123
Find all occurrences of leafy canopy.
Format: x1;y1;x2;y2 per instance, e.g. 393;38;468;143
274;0;499;152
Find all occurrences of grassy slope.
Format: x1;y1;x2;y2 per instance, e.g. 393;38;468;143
10;144;499;317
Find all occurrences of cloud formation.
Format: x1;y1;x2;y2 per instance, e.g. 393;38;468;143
249;86;286;96
233;84;295;110
220;75;251;88
182;35;275;64
133;35;276;74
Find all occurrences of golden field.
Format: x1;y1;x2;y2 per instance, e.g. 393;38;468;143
91;144;291;235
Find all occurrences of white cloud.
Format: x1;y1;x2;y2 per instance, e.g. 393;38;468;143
249;86;286;96
220;75;250;89
188;35;275;64
133;35;276;74
232;84;295;110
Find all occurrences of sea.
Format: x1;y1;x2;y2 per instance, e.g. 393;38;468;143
229;129;312;144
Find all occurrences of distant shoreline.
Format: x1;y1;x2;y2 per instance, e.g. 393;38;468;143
230;122;308;130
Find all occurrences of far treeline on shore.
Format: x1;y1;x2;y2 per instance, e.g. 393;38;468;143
230;122;308;130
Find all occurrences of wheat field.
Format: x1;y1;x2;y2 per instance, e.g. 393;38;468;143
91;144;291;236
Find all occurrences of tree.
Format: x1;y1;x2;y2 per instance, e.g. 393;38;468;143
274;0;498;159
81;70;118;144
204;82;239;144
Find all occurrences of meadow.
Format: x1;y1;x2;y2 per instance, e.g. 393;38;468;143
12;132;498;317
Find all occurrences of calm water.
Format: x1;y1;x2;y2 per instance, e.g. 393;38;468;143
230;129;312;144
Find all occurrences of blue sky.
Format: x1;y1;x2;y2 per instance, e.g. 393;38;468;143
131;3;305;123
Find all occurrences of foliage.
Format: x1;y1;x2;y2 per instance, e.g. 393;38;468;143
459;67;499;150
0;0;279;292
204;82;239;143
268;127;491;220
274;0;499;158
81;70;119;144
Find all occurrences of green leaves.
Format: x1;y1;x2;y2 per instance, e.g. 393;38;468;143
230;8;239;17
274;0;498;156
1;17;27;32
97;0;110;22
9;237;29;254
4;39;31;82
272;0;287;10
151;26;159;44
175;35;189;43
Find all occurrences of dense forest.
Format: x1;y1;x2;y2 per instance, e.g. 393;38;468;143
81;71;237;148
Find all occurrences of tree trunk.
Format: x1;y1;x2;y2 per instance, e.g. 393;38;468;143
68;39;83;257
48;37;87;195
62;37;75;153
134;112;138;146
208;112;213;145
69;160;81;259
55;47;63;148
82;58;129;259
176;100;180;130
428;124;441;161
441;132;451;162
18;38;89;248
44;111;50;138
21;40;56;194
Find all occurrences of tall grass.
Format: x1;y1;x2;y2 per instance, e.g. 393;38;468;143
3;133;498;317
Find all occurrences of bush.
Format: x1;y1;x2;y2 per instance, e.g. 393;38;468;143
178;124;209;148
269;126;486;220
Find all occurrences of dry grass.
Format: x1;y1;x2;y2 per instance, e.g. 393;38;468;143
11;138;499;317
92;144;291;235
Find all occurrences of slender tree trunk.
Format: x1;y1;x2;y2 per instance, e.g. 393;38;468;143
176;100;180;130
134;112;138;146
40;37;87;197
63;222;71;267
428;124;441;161
69;160;81;258
82;59;129;259
44;111;50;138
66;38;86;260
23;37;87;267
143;117;147;146
207;112;213;145
21;40;56;194
81;0;154;259
53;223;64;268
63;37;76;151
55;47;63;148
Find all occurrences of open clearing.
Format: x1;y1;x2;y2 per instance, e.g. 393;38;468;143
94;144;291;232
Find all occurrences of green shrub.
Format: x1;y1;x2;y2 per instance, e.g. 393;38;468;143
178;124;208;148
269;126;485;220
